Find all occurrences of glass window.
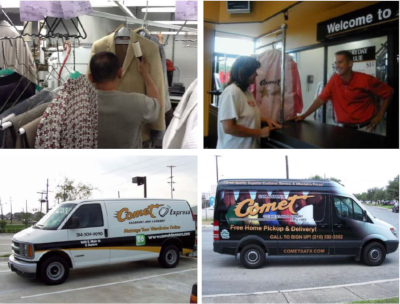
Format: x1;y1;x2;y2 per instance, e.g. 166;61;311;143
352;200;364;221
215;36;254;56
326;36;388;135
334;197;363;221
35;203;76;230
70;204;103;228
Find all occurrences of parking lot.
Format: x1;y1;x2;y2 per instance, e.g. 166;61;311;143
202;205;399;301
0;234;197;303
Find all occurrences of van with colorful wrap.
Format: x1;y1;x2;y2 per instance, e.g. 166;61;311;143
8;198;196;285
213;179;398;269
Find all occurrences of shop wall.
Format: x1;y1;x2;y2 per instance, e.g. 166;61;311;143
297;48;324;118
204;1;220;23
164;41;198;89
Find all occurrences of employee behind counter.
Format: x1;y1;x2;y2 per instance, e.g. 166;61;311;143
295;50;394;133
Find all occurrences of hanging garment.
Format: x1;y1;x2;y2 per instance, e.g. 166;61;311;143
2;102;49;149
35;76;98;149
163;79;197;149
256;49;303;121
87;25;166;142
0;21;37;84
0;72;36;114
0;89;54;144
134;28;172;113
20;117;41;148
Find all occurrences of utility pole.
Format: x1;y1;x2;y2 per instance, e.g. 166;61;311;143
285;155;289;179
215;155;221;183
37;192;46;213
167;166;176;199
10;197;12;225
46;179;49;213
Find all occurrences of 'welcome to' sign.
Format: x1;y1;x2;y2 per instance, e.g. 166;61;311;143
317;2;399;41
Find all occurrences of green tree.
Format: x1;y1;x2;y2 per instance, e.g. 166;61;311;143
55;177;96;203
386;175;399;200
373;188;387;204
307;175;344;186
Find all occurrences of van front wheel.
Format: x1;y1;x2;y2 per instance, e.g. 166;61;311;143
159;245;180;268
363;242;386;266
240;244;265;269
39;255;70;285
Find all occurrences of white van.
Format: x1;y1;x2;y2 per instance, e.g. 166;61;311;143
8;198;196;285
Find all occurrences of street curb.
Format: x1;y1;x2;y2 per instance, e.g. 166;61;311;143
203;279;399;303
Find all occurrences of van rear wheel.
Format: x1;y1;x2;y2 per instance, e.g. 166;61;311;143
39;255;69;285
363;242;386;266
240;244;265;269
159;245;180;268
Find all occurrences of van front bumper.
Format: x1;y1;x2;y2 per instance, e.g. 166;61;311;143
387;240;399;254
8;255;37;274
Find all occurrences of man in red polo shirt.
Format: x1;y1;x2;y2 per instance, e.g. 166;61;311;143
295;50;393;132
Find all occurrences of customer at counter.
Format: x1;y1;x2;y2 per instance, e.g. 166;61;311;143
217;56;281;149
295;50;393;132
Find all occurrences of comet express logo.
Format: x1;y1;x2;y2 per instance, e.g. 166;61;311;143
115;204;163;222
234;195;314;217
159;205;171;217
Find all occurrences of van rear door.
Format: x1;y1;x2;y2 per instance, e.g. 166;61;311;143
277;191;333;255
64;202;110;267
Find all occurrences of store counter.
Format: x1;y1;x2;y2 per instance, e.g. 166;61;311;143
262;120;387;149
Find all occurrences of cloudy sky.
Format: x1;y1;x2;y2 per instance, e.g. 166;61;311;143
200;150;399;196
0;152;197;215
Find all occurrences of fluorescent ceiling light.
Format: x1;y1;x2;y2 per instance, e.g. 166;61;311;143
141;8;175;13
151;32;197;35
15;26;24;31
155;21;197;25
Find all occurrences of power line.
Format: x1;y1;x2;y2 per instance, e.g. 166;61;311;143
98;156;160;176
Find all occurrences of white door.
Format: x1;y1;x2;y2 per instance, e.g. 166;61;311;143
66;202;110;268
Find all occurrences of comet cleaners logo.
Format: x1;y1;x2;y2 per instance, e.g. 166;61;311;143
234;195;314;217
115;205;163;222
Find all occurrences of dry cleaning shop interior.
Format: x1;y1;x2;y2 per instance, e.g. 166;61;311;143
204;1;398;149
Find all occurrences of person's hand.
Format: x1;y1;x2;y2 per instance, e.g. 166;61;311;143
259;126;270;138
263;117;282;129
138;55;150;76
367;114;383;132
293;114;306;121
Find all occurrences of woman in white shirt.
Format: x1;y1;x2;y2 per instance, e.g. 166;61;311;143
217;56;281;149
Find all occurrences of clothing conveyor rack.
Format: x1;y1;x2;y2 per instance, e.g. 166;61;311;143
89;11;197;35
254;24;287;124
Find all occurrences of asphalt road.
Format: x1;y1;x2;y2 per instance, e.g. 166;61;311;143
202;205;399;296
0;246;196;303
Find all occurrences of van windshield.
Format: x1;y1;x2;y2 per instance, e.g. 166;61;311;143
34;203;77;230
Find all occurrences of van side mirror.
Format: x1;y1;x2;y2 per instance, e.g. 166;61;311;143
69;217;80;229
362;210;367;222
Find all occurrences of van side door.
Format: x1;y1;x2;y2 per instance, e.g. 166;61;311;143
63;202;110;268
332;196;365;255
278;192;332;256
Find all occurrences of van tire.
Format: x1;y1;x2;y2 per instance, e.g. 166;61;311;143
240;244;265;269
362;242;386;266
38;255;70;285
159;245;180;268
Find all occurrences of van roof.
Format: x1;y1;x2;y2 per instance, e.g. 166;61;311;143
60;198;189;204
218;179;343;188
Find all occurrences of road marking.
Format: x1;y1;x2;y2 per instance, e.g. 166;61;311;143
203;278;400;298
21;268;196;299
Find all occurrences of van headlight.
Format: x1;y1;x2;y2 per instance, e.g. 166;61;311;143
20;243;34;258
390;227;397;236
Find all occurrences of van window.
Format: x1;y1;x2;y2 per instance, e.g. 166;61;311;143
334;197;363;221
70;204;104;228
